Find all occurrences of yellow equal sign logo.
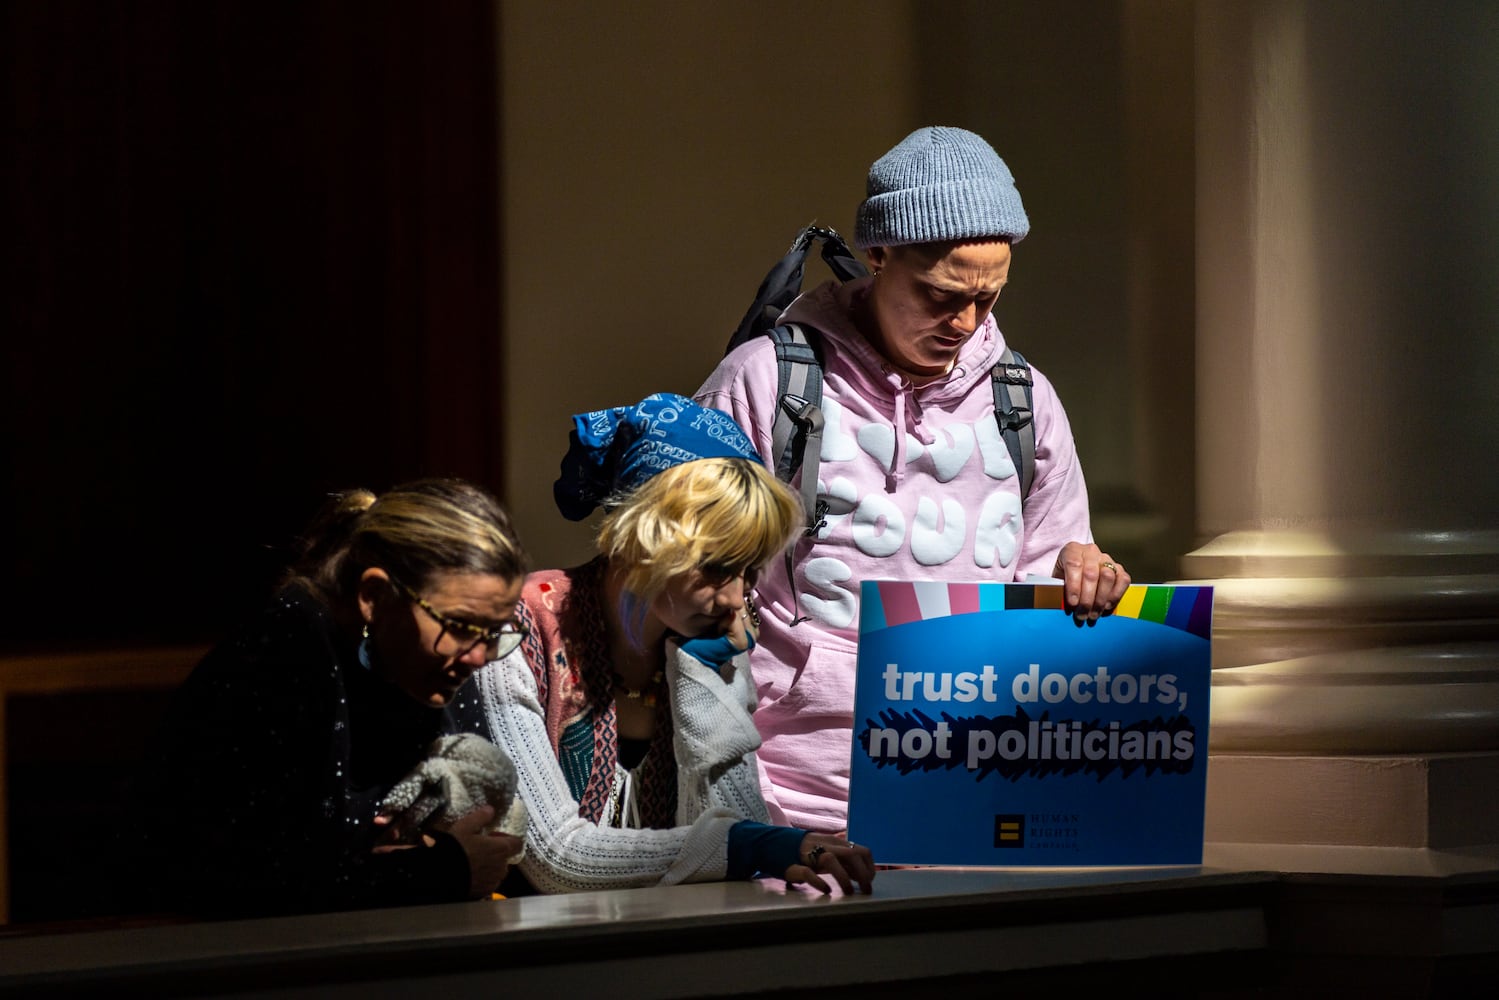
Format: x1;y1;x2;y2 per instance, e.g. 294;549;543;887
994;814;1025;848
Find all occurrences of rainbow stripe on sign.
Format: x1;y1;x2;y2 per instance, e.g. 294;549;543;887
861;582;1213;641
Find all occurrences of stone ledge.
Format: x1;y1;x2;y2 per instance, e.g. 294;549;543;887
1206;753;1499;848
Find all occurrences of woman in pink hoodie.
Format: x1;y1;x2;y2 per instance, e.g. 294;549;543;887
696;127;1131;833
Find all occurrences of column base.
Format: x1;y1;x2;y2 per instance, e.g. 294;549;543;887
1205;752;1499;848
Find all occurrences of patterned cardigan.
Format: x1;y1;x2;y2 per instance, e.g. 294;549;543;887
465;558;771;893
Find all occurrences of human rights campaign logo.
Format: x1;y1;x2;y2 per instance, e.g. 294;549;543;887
994;814;1024;848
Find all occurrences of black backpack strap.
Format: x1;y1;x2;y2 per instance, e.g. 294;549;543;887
767;323;826;531
731;226;864;628
817;228;868;284
990;347;1036;497
768;323;830;628
727;226;868;355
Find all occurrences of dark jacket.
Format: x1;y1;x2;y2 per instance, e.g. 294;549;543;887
127;583;470;917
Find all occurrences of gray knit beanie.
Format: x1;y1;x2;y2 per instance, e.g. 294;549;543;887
854;126;1029;250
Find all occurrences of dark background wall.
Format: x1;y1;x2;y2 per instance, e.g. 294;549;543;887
2;0;504;649
1;0;503;924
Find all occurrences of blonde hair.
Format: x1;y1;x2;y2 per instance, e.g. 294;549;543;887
291;478;528;603
597;458;800;608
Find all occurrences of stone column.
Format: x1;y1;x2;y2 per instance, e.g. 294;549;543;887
1189;0;1499;847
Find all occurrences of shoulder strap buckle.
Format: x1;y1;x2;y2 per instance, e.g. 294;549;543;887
991;347;1037;496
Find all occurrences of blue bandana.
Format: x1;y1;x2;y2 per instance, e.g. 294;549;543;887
553;393;763;521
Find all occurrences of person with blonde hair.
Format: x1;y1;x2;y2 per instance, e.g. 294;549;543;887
129;479;530;917
458;393;875;894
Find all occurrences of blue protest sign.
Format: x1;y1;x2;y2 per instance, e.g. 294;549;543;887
847;581;1213;866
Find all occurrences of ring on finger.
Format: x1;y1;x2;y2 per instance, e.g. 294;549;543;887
806;845;826;866
1101;562;1116;572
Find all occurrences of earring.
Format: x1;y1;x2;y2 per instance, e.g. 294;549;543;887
358;623;376;670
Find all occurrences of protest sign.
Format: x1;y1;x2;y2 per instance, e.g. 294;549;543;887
847;581;1213;866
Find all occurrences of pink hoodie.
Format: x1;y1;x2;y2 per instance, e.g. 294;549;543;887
695;276;1093;832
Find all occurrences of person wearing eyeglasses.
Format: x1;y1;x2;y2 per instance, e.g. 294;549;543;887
454;393;875;896
127;479;530;917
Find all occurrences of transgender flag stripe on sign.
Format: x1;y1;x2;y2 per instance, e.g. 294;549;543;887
863;582;1212;640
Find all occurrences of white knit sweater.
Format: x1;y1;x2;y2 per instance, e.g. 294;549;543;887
473;641;771;894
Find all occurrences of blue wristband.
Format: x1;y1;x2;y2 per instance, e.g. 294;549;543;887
678;631;753;671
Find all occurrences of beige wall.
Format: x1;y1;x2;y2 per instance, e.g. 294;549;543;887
501;1;918;567
499;1;1197;578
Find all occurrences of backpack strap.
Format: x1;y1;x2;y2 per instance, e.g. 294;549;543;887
990;347;1036;497
728;227;865;627
767;323;827;529
767;323;830;628
728;226;867;355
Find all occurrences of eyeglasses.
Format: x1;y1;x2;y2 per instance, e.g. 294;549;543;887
390;577;527;660
699;563;760;590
